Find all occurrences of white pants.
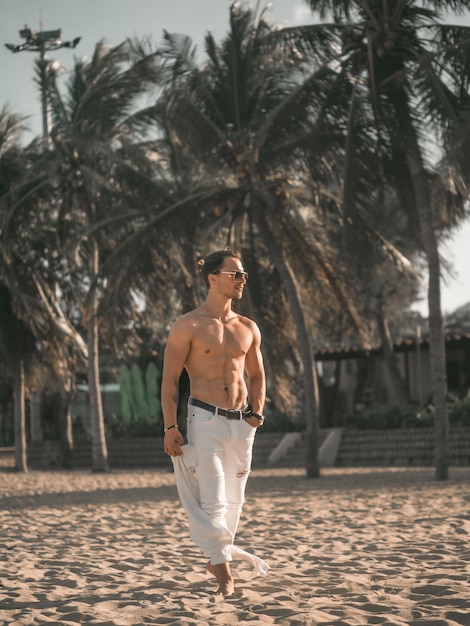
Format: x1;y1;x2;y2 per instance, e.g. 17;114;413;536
171;399;269;576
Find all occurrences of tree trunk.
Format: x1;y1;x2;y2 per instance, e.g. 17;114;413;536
398;104;449;480
375;294;409;405
415;179;448;480
14;359;28;472
58;372;75;469
261;214;321;477
88;239;108;472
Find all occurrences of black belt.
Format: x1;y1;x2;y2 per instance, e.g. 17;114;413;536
189;397;250;420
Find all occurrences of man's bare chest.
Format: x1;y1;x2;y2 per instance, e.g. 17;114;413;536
193;321;251;358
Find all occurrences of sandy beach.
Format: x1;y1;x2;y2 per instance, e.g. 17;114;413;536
1;459;469;625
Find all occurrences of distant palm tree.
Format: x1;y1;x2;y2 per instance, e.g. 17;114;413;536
0;107;32;471
291;0;470;479
0;283;32;472
4;40;160;471
0;104;92;470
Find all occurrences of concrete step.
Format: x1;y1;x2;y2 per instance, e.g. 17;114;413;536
28;438;172;470
28;433;284;470
269;430;329;468
335;428;470;467
252;432;285;467
26;428;470;470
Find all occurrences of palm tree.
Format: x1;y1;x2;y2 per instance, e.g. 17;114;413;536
0;107;32;472
0;108;94;471
0;285;33;472
289;0;470;479
48;40;165;471
3;40;161;471
121;3;369;477
0;105;90;470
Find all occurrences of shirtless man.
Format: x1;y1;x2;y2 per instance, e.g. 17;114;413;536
161;248;266;596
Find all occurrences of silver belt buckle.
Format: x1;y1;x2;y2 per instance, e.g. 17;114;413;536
226;409;242;420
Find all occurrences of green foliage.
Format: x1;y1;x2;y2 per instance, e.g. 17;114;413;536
449;392;470;427
119;365;133;422
342;403;433;429
118;363;162;425
340;394;470;429
262;410;306;433
131;363;149;421
146;362;162;421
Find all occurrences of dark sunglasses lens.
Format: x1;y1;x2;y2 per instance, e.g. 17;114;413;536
235;272;248;280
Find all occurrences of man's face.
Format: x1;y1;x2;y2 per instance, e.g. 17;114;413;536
214;257;248;300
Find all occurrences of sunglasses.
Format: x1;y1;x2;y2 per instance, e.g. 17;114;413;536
216;270;249;281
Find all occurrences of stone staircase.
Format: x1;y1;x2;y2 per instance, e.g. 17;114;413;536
252;433;285;468
334;428;470;467
267;430;330;468
27;438;173;471
27;432;285;471
25;428;470;470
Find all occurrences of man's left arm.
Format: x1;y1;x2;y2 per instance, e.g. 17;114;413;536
245;321;266;426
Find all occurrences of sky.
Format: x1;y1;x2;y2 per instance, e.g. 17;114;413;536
1;0;469;318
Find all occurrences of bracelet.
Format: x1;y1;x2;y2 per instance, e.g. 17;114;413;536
250;412;265;425
164;424;177;433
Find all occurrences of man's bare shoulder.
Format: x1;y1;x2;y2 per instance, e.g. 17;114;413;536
233;313;261;340
169;307;207;334
171;308;259;334
235;312;258;328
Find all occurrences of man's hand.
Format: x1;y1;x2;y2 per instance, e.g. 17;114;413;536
244;416;261;428
164;427;184;456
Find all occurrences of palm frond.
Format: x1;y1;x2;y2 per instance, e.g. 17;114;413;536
0;106;29;156
267;22;339;64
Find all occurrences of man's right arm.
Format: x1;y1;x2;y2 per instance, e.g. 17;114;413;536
161;317;191;456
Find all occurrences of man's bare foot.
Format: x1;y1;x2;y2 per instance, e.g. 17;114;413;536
206;560;234;596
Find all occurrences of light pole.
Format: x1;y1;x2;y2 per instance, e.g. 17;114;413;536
5;26;81;143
